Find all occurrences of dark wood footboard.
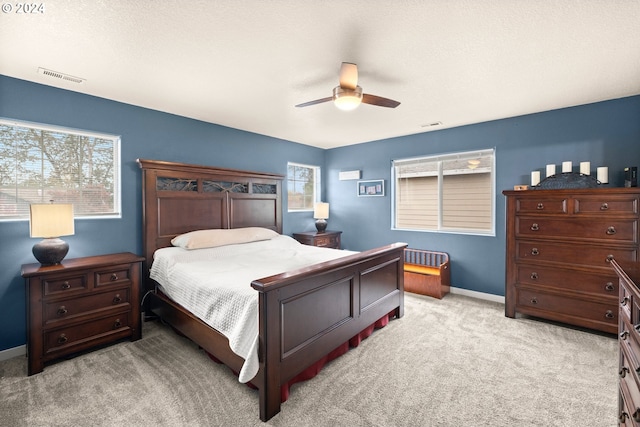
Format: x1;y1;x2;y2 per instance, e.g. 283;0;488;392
252;242;406;421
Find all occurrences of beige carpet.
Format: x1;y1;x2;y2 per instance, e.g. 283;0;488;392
0;293;618;427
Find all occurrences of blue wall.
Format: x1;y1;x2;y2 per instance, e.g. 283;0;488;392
325;96;640;296
1;73;639;352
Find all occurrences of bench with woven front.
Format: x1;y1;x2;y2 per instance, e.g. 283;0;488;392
403;248;450;299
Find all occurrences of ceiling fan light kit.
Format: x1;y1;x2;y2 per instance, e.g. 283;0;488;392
333;86;363;111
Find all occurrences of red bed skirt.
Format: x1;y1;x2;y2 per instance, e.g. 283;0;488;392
206;310;394;402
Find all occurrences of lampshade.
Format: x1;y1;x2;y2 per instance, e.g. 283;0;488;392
333;86;363;111
314;202;329;220
30;204;75;238
30;203;74;265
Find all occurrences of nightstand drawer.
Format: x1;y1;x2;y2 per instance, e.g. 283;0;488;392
44;274;88;296
315;235;338;247
44;288;131;325
293;230;342;249
95;264;134;288
44;312;131;354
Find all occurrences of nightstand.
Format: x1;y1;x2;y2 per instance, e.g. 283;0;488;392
292;230;342;249
21;252;145;375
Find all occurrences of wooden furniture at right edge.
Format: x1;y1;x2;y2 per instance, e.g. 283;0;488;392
611;259;640;426
503;188;640;334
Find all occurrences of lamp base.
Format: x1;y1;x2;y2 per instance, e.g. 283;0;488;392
315;219;327;232
32;238;69;265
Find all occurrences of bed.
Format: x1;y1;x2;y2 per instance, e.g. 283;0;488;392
137;159;406;421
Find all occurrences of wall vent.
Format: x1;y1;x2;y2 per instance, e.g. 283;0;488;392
38;67;85;84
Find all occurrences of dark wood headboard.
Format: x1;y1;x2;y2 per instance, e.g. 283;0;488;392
137;159;284;278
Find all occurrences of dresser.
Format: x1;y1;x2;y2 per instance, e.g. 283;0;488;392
612;259;640;425
292;230;342;249
503;188;640;334
21;252;145;375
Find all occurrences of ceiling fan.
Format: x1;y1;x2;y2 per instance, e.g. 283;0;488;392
295;62;401;111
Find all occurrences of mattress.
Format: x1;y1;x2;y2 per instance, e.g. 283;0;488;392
150;234;355;383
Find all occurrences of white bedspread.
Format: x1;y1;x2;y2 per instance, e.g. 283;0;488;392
150;235;355;383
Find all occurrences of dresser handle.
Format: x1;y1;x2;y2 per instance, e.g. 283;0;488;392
604;282;615;292
110;273;118;281
619;412;629;423
57;306;68;316
61;281;71;290
620;367;630;378
530;298;538;305
531;248;539;256
633;408;640;422
114;319;122;328
620;330;630;340
606;254;614;263
605;310;615;319
600;203;609;210
536;203;544;210
113;294;122;304
621;297;630;307
606;226;616;235
57;334;68;344
530;223;539;231
530;272;538;280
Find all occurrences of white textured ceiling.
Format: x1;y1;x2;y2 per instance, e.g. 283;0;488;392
1;1;639;149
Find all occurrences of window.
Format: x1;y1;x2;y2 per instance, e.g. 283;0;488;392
287;162;320;211
392;148;495;235
0;118;121;221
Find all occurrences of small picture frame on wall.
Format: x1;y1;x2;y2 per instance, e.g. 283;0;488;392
357;179;384;197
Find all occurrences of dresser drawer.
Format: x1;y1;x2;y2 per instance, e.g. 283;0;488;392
95;264;134;288
574;195;638;215
516;264;618;298
44;312;131;354
44;288;131;325
516;216;638;244
514;197;568;214
44;273;88;296
517;287;617;330
516;240;638;269
620;343;640;425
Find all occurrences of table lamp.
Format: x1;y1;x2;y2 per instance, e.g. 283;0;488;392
314;202;329;232
29;203;75;265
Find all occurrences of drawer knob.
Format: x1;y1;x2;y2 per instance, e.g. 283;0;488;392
110;273;118;281
57;306;68;316
620;330;630;340
113;294;122;304
530;223;539;231
61;281;71;290
536;203;544;210
530;297;538;305
605;310;615;319
606;254;614;263
600;202;609;210
57;334;68;344
530;272;538;280
531;248;539;256
621;297;630;307
620;366;629;378
114;319;122;328
604;282;615;292
606;226;616;235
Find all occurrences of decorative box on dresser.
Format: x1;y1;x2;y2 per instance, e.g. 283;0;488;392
292;230;342;249
611;259;640;425
21;252;145;375
503;188;640;334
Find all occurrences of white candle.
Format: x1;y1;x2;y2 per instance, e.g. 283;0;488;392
580;162;590;175
597;167;608;184
546;164;556;177
531;171;541;186
562;161;572;173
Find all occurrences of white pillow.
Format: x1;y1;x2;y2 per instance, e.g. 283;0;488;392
171;227;279;250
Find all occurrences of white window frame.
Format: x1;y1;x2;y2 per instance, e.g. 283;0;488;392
0;118;121;221
287;162;321;212
391;148;495;236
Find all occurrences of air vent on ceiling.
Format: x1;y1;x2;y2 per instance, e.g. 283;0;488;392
38;67;85;84
421;121;442;128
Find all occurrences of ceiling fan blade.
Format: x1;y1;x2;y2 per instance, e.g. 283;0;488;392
362;94;401;108
339;62;358;90
295;97;333;108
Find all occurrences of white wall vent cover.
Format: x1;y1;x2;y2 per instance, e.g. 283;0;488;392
38;67;85;84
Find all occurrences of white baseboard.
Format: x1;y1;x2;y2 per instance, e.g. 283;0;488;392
0;344;25;362
450;286;505;304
